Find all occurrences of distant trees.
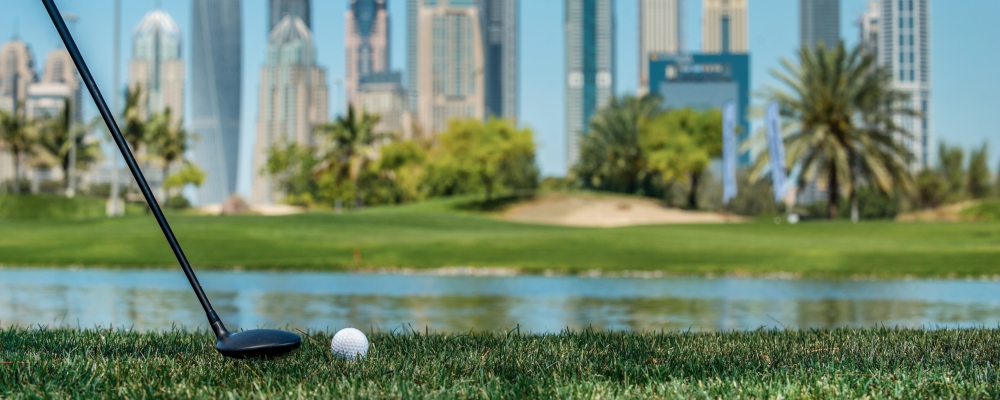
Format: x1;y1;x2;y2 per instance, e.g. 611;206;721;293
912;141;995;209
35;99;102;192
572;94;724;209
0;105;34;194
264;112;538;208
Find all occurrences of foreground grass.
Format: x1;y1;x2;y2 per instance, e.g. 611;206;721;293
2;327;1000;398
0;196;999;278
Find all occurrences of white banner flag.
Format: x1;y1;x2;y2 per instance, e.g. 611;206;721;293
722;101;737;204
765;101;789;203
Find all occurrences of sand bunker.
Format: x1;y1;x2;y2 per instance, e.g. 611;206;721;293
503;194;743;227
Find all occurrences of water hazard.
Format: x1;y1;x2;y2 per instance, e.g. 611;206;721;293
2;268;1000;333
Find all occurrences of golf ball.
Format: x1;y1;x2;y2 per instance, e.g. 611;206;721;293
330;328;369;360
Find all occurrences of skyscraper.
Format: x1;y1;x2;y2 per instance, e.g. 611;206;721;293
345;0;390;106
128;9;184;125
191;0;242;205
270;0;311;32
481;0;518;120
565;0;615;169
864;0;932;169
639;0;682;94
702;0;747;53
0;39;36;113
800;0;840;49
251;16;328;205
859;1;879;55
409;0;486;134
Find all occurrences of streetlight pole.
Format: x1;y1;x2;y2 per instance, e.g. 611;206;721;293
62;12;78;198
108;0;122;216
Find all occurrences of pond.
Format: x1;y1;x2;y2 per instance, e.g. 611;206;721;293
2;268;1000;333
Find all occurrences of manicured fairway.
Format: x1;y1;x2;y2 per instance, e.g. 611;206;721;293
2;327;999;398
0;199;999;278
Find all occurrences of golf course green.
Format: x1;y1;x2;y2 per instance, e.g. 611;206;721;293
0;196;998;278
3;327;999;398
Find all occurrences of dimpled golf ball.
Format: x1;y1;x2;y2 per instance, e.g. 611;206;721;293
330;328;369;360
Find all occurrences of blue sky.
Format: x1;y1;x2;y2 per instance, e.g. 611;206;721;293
3;0;999;198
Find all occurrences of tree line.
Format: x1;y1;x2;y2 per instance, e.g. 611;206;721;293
0;84;203;208
264;106;538;208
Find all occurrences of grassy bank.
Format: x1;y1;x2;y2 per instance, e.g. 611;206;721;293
2;327;999;398
0;197;999;278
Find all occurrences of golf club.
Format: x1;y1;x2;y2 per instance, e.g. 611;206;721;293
40;0;301;359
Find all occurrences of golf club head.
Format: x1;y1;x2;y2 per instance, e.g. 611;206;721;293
215;329;302;359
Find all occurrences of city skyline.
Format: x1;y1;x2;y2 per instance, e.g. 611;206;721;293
639;0;683;94
0;0;989;187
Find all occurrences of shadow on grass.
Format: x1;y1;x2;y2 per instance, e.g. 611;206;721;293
451;191;537;213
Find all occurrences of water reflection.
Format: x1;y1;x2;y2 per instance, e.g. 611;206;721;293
1;268;1000;332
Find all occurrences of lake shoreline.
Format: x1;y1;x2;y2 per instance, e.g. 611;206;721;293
3;263;1000;282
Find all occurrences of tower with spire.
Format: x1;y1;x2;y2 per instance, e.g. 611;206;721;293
128;8;184;125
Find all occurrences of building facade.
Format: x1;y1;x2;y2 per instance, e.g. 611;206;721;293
0;39;35;113
269;0;311;32
648;52;751;165
702;0;747;54
25;49;80;122
859;1;879;55
128;9;184;125
251;16;328;205
800;0;840;49
565;0;615;169
639;0;682;94
863;0;932;169
409;0;485;135
346;0;390;106
356;71;410;137
481;0;518;120
191;0;242;205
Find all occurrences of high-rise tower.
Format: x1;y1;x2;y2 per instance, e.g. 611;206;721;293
865;0;932;169
482;0;518;120
702;0;747;54
270;0;311;32
191;0;242;205
251;16;328;205
408;0;486;134
800;0;840;49
0;39;36;113
345;0;390;106
565;0;615;169
639;0;682;94
128;9;184;124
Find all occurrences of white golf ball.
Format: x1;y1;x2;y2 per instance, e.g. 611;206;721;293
330;328;369;360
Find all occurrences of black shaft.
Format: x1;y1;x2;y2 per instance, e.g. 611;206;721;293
41;0;227;338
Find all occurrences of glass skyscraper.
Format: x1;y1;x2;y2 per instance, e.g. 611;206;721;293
481;0;518;120
800;0;841;49
129;9;184;125
191;0;242;205
270;0;311;33
565;0;614;169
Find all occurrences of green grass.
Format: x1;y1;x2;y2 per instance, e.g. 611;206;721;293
0;194;106;220
1;195;999;278
3;327;1000;398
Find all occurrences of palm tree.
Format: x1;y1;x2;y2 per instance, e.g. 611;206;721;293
36;99;102;193
313;105;381;207
574;94;662;195
122;84;147;157
147;108;191;200
0;105;35;194
754;43;917;219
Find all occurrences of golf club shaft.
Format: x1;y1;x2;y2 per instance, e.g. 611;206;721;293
41;0;227;337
